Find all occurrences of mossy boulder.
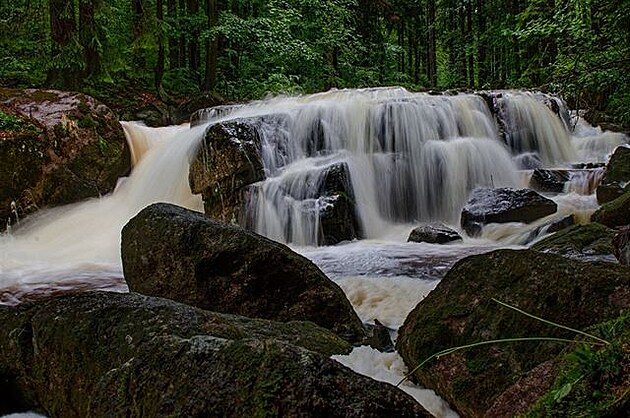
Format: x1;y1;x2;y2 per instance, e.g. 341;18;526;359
0;88;130;224
613;227;630;265
396;249;630;417
122;202;367;344
591;189;630;229
189;118;264;224
531;223;617;261
596;146;630;204
0;292;429;417
407;223;462;244
460;187;557;236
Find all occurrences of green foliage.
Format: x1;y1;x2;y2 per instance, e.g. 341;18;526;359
0;0;628;127
525;313;630;417
0;111;25;131
0;111;38;133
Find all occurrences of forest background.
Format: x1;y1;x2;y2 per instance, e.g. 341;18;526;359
1;0;628;128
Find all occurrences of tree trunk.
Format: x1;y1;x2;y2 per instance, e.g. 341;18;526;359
203;0;218;90
427;0;437;87
79;0;101;79
168;0;178;68
155;0;165;97
48;0;78;88
132;0;145;68
188;0;200;72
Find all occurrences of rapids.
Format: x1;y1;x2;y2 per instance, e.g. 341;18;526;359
1;87;628;416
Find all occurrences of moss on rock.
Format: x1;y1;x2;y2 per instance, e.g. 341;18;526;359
591;190;630;229
531;223;617;261
396;249;630;417
0;292;429;418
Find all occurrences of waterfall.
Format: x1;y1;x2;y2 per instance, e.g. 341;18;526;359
195;88;581;245
0;123;205;296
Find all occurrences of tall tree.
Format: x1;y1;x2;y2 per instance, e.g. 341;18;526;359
48;0;82;88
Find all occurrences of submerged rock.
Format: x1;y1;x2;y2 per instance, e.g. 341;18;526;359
0;292;429;417
460;187;557;236
0;88;130;224
591;189;630;229
189;119;264;224
396;249;630;417
531;223;617;261
407;223;462;244
122;202;367;344
596;145;630;204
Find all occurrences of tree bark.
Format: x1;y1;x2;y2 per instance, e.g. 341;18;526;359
427;0;437;87
48;0;78;88
155;0;165;96
79;0;101;79
203;0;218;90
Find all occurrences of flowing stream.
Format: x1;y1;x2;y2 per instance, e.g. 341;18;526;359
0;87;627;417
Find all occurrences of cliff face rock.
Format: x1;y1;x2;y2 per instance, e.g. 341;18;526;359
0;88;130;224
122;203;367;344
0;292;429;418
396;249;630;417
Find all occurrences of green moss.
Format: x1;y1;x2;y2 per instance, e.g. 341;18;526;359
591;190;630;229
531;223;616;258
0;111;38;133
76;114;99;129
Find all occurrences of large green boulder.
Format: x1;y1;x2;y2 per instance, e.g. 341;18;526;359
596;146;630;204
531;223;617;261
591;189;630;229
396;249;630;417
0;292;429;417
0;88;130;223
122;203;367;344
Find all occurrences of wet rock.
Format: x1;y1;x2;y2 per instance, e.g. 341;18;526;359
531;223;617;261
189;119;264;224
190;104;245;127
612;227;630;265
0;88;130;224
596;146;630;204
122;202;367;344
591;189;630;229
460;187;557;236
175;92;225;125
0;292;429;418
529;168;570;193
407;223;462;244
319;163;361;245
546;214;575;233
396;249;630;417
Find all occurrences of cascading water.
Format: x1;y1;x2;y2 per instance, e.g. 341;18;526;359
194;88;587;246
0;123;205;303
